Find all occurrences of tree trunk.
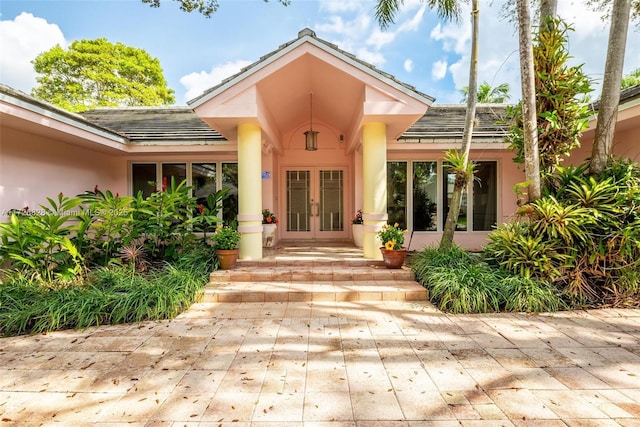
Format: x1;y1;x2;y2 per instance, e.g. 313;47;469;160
517;0;541;202
539;0;557;20
440;0;479;251
590;0;631;175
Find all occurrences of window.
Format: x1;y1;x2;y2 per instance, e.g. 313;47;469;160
132;163;156;198
131;162;238;223
387;162;407;229
472;161;497;231
413;162;438;231
387;160;497;232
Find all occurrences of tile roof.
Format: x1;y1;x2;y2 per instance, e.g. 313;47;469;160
80;107;226;143
76;104;510;143
399;104;510;143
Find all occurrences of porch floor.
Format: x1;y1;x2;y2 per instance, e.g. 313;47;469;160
205;241;428;303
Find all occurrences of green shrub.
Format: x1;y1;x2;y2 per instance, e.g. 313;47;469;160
499;276;564;313
0;259;208;337
425;263;502;314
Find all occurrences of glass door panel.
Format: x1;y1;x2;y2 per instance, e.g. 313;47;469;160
286;170;311;232
319;170;343;232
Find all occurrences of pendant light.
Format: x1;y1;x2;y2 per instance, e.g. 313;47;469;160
304;93;318;151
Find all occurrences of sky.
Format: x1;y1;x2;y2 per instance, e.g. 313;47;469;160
0;0;639;106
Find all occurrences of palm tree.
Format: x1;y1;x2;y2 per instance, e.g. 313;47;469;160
375;0;479;251
460;81;511;103
516;0;542;201
590;0;632;174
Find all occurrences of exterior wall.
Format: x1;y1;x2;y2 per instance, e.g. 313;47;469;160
387;147;524;252
0;126;125;221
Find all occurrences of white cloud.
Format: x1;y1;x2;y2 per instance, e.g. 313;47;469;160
0;12;67;93
404;59;413;73
432;59;448;80
398;4;426;33
367;28;396;50
429;21;470;54
180;60;252;102
318;0;363;13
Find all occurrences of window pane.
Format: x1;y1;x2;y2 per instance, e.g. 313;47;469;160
192;163;217;205
473;161;497;231
442;166;467;230
162;163;187;190
319;170;343;231
387;162;407;229
286;170;311;232
413;162;438;231
132;163;156;198
222;163;238;225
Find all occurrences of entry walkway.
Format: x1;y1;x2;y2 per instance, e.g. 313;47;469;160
1;300;639;425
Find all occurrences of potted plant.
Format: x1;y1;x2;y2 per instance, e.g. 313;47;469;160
377;222;408;269
213;225;241;269
352;209;363;248
262;209;278;247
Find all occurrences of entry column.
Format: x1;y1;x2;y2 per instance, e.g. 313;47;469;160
362;122;387;259
237;123;263;260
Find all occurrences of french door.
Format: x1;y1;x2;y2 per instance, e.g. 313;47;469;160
283;168;347;240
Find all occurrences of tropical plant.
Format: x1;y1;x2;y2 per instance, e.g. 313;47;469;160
508;18;592;176
377;223;407;250
77;186;135;266
131;177;198;261
0;193;84;282
485;158;640;305
460;81;511;103
441;150;477;249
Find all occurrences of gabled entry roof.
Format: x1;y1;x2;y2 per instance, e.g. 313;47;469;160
189;28;435;152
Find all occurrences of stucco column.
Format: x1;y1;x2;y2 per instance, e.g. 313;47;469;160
362;122;388;259
237;123;263;260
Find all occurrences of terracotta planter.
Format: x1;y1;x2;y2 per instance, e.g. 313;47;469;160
352;223;363;248
216;248;239;270
379;247;407;269
262;223;277;247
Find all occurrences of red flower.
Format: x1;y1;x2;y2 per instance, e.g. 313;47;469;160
94;184;99;195
197;204;205;214
162;176;168;192
266;216;272;223
116;192;119;197
24;206;29;212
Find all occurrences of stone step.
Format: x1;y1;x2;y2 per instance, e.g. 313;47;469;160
202;280;428;303
209;265;415;283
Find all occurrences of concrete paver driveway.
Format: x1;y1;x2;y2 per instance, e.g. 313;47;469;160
1;300;639;426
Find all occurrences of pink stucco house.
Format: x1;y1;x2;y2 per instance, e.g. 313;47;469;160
1;28;638;260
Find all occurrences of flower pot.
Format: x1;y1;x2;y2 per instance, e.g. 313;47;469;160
216;248;239;270
352;223;363;248
262;223;277;247
379;247;407;269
